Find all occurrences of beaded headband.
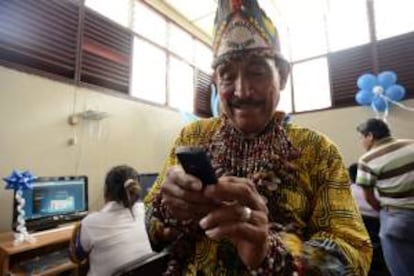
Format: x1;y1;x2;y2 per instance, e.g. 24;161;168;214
212;0;284;68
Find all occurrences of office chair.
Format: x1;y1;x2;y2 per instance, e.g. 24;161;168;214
111;251;169;276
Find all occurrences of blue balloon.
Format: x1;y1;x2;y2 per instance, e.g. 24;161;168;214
371;97;388;112
355;90;374;105
210;84;219;117
357;74;377;90
377;71;397;88
385;84;405;101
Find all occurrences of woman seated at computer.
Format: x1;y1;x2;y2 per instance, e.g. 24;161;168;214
69;165;153;276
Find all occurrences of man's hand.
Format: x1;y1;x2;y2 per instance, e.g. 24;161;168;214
200;176;270;268
160;166;218;221
362;187;381;211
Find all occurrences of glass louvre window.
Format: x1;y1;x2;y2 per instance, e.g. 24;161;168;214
288;19;328;62
277;26;292;62
374;0;414;40
275;0;327;61
168;57;194;112
133;1;168;47
168;23;195;62
278;75;293;114
326;0;370;51
85;0;131;27
131;38;167;104
194;41;213;73
292;58;331;112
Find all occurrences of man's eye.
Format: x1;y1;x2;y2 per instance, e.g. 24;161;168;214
220;72;235;81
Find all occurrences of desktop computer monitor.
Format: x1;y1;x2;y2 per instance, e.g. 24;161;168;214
139;173;158;199
13;175;88;232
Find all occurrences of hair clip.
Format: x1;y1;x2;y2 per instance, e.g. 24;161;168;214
124;179;135;188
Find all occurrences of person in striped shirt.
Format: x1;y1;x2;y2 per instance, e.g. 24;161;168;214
356;118;414;276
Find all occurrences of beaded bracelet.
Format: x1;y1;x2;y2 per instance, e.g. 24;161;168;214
248;235;297;275
151;193;200;235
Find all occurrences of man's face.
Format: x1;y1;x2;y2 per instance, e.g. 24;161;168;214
359;133;374;151
215;56;281;135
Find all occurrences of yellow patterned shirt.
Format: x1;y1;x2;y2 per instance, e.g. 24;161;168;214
145;117;372;275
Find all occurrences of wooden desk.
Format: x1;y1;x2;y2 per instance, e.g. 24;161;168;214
0;225;78;276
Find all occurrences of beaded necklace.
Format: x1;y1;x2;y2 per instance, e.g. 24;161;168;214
208;112;298;183
208;112;299;223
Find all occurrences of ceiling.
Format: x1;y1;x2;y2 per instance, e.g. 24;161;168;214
163;0;217;35
161;0;292;38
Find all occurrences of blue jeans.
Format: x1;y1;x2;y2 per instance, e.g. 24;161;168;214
379;208;414;276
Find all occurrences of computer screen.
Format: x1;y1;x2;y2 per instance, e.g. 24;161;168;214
13;176;88;232
139;173;158;199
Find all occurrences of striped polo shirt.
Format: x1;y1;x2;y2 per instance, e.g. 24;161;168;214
356;137;414;209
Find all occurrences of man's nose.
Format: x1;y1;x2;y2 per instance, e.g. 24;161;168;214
234;73;251;98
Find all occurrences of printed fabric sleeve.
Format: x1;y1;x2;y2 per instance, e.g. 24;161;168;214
144;127;198;250
144;119;220;251
69;222;90;264
249;131;373;275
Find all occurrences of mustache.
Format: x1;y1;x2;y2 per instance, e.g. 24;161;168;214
228;98;264;108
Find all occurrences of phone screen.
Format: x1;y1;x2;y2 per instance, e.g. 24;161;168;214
175;146;218;185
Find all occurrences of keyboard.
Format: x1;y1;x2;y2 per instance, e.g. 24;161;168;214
17;248;71;274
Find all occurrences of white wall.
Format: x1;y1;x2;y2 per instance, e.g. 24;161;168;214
0;66;185;232
292;99;414;165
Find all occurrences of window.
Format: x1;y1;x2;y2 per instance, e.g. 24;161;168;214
81;9;132;93
130;2;209;111
288;19;328;62
168;57;194;112
85;0;131;28
374;0;414;40
194;41;213;73
327;0;370;51
0;0;79;80
278;0;327;61
292;58;331;112
328;44;373;107
133;1;167;47
130;38;167;104
168;23;194;62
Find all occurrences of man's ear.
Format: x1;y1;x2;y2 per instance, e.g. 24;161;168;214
276;58;290;90
365;132;375;146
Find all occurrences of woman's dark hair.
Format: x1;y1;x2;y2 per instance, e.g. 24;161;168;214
104;165;142;218
348;163;358;183
356;118;391;140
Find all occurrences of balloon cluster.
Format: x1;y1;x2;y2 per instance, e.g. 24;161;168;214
355;71;406;112
3;170;37;244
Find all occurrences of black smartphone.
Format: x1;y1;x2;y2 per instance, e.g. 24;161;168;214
175;146;218;185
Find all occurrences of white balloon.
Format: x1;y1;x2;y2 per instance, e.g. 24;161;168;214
373;85;384;95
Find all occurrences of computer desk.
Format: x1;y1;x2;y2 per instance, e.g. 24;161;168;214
0;224;80;275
